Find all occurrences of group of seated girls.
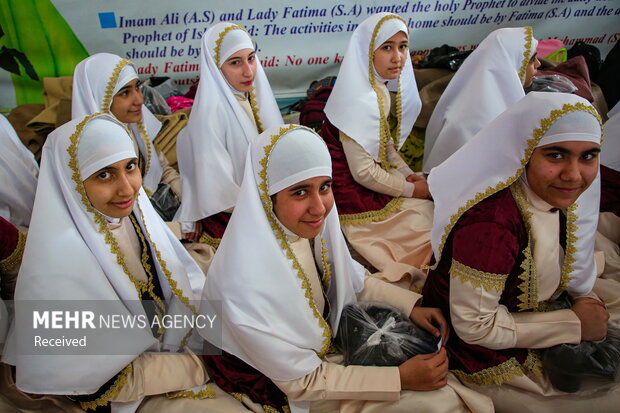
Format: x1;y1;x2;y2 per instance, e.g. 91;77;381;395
1;11;619;413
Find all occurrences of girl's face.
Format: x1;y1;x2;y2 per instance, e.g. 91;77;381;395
220;48;257;93
373;31;409;80
110;79;144;123
523;54;541;88
83;157;142;218
272;176;334;239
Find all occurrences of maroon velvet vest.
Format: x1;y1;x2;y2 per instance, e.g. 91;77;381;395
422;188;566;385
319;121;396;219
202;351;289;412
199;211;231;247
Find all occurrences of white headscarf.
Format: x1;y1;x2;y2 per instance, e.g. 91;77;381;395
174;23;283;222
200;125;364;382
0;115;38;227
428;92;602;295
72;53;163;194
601;102;620;172
324;13;421;164
4;113;205;395
423;27;538;173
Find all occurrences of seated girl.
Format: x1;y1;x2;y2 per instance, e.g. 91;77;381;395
1;114;251;412
174;22;282;253
200;124;493;413
322;13;434;289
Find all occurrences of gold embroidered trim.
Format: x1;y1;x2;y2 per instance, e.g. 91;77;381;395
0;230;25;273
338;197;404;226
559;203;578;292
436;102;602;267
166;385;216;400
101;58;155;191
518;26;534;84
451;350;542;386
135;203;199;317
214;24;247;67
135;121;153;182
199;232;221;249
258;124;332;358
68;113;196;351
79;364;133;410
510;183;539;311
320;238;332;291
248;86;264;134
101;59;131;112
367;14;407;169
228;391;290;413
450;259;507;292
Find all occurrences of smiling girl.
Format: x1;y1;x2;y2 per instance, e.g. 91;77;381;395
174;22;282;255
322;13;434;289
2;113;252;412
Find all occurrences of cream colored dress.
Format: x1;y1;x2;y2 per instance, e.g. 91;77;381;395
340;82;434;290
0;218;250;413
268;235;493;413
451;182;620;412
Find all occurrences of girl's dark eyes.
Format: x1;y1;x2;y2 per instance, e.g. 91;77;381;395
97;171;111;179
320;183;332;192
126;162;137;171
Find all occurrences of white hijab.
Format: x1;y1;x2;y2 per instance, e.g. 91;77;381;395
423;27;538;173
174;22;282;222
601;102;620;172
324;12;420;165
0;115;38;227
428;92;602;295
200;125;364;382
72;53;163;194
4;113;205;395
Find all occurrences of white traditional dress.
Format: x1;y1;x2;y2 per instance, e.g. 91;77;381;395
1;114;250;412
200;124;493;413
0;115;38;228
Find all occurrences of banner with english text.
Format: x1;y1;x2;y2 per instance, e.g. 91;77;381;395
1;0;618;108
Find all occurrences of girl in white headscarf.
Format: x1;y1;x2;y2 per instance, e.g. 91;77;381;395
423;26;539;173
1;114;251;412
174;22;282;251
322;13;434;289
200;124;492;413
0;115;38;228
423;92;620;412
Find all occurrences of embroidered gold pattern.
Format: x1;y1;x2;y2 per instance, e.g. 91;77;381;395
214;24;247;67
79;365;133;410
0;230;25;273
339;197;404;226
67;113;197;350
518;26;534;84
558;203;578;292
101;58;154;193
320;238;332;291
258;124;332;357
248;86;265;133
450;259;508;292
452;350;542;386
367;14;407;169
510;183;539;311
436;102;602;269
228;391;290;413
199;232;221;249
166;386;216;400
